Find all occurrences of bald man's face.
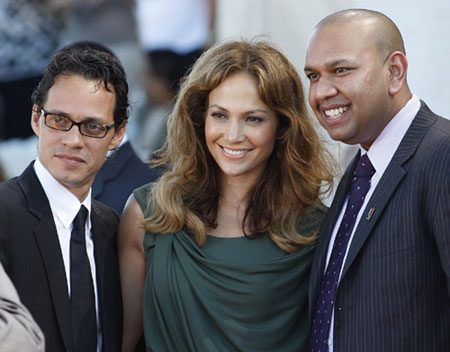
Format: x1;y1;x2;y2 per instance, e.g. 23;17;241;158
304;22;394;149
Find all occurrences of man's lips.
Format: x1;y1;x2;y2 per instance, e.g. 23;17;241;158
55;153;85;164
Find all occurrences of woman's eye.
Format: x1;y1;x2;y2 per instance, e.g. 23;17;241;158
247;116;263;123
211;112;226;119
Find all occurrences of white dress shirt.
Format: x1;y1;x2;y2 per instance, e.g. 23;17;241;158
34;158;102;352
325;94;421;351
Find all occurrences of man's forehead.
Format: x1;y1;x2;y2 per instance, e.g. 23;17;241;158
46;75;115;101
307;22;375;56
44;74;116;122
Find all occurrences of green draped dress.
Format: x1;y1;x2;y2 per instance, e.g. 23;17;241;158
134;184;327;352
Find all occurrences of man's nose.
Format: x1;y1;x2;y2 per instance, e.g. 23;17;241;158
312;76;338;101
62;124;84;146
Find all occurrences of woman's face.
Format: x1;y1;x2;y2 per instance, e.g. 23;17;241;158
205;73;278;184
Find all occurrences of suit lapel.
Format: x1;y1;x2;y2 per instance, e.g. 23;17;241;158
91;203;108;299
341;163;406;277
340;102;437;278
90;201;112;348
18;164;74;352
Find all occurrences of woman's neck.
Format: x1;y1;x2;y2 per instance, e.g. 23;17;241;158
207;174;258;238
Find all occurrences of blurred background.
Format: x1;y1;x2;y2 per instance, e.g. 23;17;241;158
1;0;449;195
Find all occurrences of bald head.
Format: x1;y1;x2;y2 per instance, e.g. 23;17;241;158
316;9;405;61
304;8;411;148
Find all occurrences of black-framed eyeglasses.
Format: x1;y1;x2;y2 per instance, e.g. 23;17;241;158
40;108;116;139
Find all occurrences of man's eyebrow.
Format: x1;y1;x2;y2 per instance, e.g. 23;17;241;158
43;109;69;116
44;109;108;123
304;59;354;72
327;59;354;67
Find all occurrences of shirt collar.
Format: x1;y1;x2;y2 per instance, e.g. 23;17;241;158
362;94;421;174
34;158;92;229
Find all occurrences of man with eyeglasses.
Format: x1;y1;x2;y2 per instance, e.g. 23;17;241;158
0;42;127;352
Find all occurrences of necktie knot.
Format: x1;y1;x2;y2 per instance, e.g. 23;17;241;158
72;205;88;241
353;154;375;179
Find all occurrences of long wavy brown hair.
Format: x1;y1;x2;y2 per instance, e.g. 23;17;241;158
144;39;333;253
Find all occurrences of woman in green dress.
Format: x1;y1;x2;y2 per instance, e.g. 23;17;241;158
119;39;333;352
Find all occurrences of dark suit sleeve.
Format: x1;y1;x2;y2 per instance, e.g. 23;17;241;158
433;166;450;297
0;206;7;268
0;181;16;270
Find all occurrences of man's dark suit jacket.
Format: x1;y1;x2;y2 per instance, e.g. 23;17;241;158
93;141;159;214
0;162;123;352
309;102;450;351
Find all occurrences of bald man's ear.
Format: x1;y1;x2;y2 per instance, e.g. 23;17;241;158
387;51;408;96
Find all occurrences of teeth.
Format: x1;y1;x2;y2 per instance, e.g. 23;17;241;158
325;106;348;119
223;147;247;156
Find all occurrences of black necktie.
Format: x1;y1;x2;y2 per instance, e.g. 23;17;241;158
70;205;97;352
310;154;375;352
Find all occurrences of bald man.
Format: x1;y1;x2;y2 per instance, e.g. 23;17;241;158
304;9;450;352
